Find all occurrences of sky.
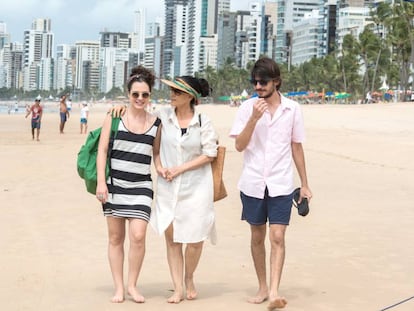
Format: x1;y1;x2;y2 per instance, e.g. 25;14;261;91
1;0;253;46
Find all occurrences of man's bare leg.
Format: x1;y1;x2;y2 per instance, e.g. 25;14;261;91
107;217;126;303
184;241;203;300
165;225;184;303
127;219;147;303
248;224;269;304
267;224;288;310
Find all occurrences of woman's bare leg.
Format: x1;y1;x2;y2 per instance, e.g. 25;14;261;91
165;224;184;303
184;241;203;300
106;217;126;303
127;218;147;303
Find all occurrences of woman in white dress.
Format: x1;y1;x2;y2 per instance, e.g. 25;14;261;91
152;76;218;303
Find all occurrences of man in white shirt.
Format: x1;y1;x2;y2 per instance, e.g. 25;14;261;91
229;57;312;310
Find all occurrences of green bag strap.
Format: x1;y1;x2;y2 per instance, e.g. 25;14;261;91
108;116;120;193
110;116;120;136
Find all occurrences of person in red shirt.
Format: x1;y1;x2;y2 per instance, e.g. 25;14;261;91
25;98;43;141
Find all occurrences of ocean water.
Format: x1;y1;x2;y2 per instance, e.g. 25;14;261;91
0;102;59;114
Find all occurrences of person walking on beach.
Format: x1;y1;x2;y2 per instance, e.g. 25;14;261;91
59;95;69;133
109;76;218;303
151;76;218;303
229;57;312;310
96;65;161;303
80;102;89;134
25;98;43;141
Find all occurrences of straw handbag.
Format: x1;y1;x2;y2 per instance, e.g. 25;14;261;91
212;145;227;202
198;113;227;202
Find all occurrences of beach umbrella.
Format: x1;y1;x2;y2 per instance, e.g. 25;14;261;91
335;93;351;99
218;96;231;101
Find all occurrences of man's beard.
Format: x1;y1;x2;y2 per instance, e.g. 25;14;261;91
258;88;276;99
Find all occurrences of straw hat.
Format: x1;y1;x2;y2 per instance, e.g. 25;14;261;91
161;78;200;99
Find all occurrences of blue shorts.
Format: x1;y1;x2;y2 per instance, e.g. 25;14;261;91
31;119;41;129
240;188;293;225
60;112;67;122
80;118;87;124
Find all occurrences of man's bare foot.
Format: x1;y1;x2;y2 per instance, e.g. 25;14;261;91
185;277;197;300
128;287;145;303
111;289;124;303
247;289;268;304
167;291;184;304
267;297;288;310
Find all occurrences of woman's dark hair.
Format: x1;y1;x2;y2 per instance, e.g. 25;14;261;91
251;57;282;91
127;65;155;92
176;76;211;107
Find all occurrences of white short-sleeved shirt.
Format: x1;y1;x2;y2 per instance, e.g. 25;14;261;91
229;94;305;199
80;106;89;119
150;107;218;244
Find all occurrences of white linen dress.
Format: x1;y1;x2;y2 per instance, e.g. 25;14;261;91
150;107;218;244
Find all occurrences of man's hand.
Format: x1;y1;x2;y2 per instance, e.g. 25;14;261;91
251;98;267;121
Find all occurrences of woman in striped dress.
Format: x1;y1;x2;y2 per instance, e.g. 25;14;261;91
96;66;161;303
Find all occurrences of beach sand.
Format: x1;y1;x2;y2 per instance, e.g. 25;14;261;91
1;102;413;311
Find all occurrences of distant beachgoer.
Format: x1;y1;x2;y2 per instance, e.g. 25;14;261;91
25;98;43;141
14;102;19;113
80;102;89;134
365;91;372;104
66;98;72;112
59;95;69;133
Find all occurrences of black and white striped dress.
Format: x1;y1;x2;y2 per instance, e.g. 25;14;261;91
103;117;161;221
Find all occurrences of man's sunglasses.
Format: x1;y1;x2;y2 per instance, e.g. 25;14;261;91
131;91;150;99
250;79;272;86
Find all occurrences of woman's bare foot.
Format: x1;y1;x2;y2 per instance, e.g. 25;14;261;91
111;288;124;303
128;287;145;303
247;289;268;304
167;291;184;304
185;277;198;300
267;297;288;310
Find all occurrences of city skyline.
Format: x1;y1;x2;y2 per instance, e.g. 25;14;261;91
2;0;253;46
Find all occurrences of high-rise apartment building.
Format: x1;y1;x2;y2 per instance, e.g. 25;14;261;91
23;18;54;91
275;0;323;64
217;11;236;69
163;0;188;77
0;22;10;49
1;43;24;89
74;41;100;91
100;31;131;49
54;44;75;91
134;9;146;53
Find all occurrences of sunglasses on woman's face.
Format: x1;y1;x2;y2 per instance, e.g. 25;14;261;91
131;91;150;99
170;88;184;96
